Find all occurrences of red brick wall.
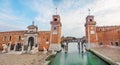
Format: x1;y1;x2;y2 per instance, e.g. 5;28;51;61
0;31;24;50
96;26;120;46
38;31;50;51
85;15;120;47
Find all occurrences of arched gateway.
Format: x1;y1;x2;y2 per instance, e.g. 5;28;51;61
0;14;62;53
28;37;34;50
22;21;39;52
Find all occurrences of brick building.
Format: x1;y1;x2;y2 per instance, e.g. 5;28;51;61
0;14;62;52
85;15;120;48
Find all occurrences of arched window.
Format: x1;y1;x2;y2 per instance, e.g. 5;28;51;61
18;36;21;41
54;18;57;21
54;27;56;30
115;42;119;46
3;36;6;41
99;42;103;45
111;42;113;45
46;38;48;41
46;38;49;44
99;29;101;31
90;19;92;21
9;36;12;41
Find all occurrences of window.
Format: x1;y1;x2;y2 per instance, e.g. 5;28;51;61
46;39;48;41
46;39;49;44
54;27;56;30
9;36;12;41
111;42;113;45
115;42;119;46
54;18;57;21
99;42;103;45
18;36;21;41
3;36;6;41
90;19;92;21
99;29;101;31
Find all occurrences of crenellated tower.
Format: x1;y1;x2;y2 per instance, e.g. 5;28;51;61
49;15;62;51
85;15;98;48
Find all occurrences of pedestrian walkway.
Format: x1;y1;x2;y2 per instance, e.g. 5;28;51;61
93;46;120;63
0;52;51;65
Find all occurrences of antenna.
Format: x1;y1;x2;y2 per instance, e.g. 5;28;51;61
88;9;90;15
32;21;34;25
55;7;57;15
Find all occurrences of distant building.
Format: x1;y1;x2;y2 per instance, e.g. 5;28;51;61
85;15;120;48
0;14;62;52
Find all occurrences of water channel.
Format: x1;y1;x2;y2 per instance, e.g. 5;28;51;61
50;42;110;65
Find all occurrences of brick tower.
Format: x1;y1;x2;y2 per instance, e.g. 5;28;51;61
49;15;62;51
85;15;98;48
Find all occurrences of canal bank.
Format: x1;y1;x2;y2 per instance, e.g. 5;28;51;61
89;49;117;65
47;43;110;65
91;46;120;65
45;50;62;65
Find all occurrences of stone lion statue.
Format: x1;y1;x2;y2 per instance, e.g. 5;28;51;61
30;46;38;54
2;44;8;53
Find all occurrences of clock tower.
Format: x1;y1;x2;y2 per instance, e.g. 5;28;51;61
85;15;98;48
49;15;62;51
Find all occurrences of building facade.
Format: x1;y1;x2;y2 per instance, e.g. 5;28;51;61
85;15;120;48
0;14;62;52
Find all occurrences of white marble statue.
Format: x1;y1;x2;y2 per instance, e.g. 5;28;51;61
2;44;8;53
52;49;56;54
43;47;47;54
30;46;38;54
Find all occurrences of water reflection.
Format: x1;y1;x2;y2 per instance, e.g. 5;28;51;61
50;42;110;65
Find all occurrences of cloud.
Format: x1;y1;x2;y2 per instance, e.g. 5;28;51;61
91;0;120;26
0;0;30;31
60;0;120;37
0;0;120;38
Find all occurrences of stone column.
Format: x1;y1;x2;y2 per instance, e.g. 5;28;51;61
8;42;12;52
27;43;31;53
21;44;24;53
14;42;17;51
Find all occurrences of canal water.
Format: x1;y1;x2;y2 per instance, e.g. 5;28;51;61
50;42;110;65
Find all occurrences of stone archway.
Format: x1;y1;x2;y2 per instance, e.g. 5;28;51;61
16;43;22;51
28;37;34;50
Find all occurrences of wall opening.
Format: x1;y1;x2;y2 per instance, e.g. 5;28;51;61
28;37;34;50
111;42;113;45
115;42;119;46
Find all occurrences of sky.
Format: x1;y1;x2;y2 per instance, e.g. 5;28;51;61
0;0;120;38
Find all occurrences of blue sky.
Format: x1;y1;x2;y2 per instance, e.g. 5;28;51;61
0;0;120;38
